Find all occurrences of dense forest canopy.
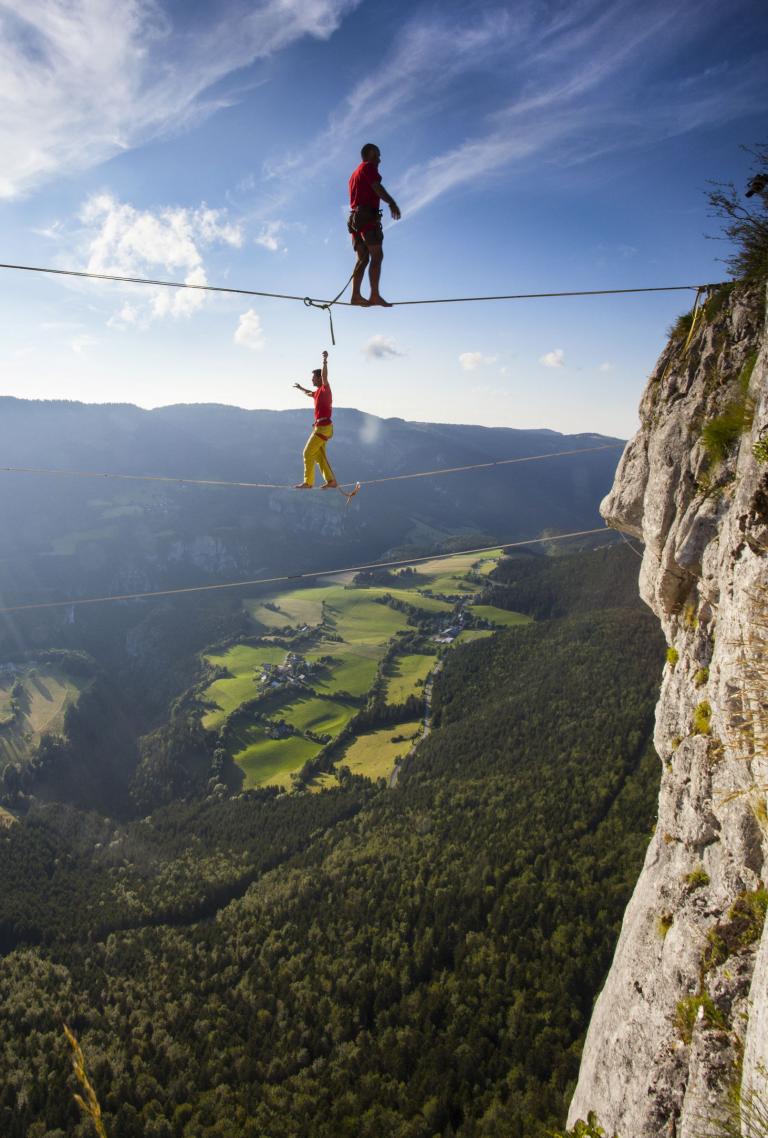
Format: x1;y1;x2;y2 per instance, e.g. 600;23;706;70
0;546;665;1137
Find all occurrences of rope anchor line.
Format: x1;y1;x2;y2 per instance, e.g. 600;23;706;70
0;526;622;615
0;261;726;316
0;442;625;495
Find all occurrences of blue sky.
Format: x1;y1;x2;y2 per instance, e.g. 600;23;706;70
0;0;765;437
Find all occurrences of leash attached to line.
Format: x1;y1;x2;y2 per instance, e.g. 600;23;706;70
304;269;356;345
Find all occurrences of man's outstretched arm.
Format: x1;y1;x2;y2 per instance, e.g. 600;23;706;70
321;350;330;392
372;181;401;220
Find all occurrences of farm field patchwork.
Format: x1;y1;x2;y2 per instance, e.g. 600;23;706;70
201;549;512;788
414;550;503;593
202;644;286;729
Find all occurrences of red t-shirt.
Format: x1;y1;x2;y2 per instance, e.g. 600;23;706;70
349;161;381;210
313;384;332;423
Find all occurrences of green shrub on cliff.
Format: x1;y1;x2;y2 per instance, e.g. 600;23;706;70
707;143;768;281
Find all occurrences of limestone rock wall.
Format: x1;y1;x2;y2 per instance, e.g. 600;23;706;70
568;282;768;1138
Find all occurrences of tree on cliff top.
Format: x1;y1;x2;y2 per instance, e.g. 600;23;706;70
707;144;768;281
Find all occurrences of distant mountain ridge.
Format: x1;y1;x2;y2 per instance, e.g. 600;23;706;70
0;398;622;607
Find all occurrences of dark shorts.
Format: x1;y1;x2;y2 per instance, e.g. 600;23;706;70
348;208;383;250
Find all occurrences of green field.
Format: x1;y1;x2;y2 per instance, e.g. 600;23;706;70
386;589;453;613
279;695;357;737
468;604;532;628
245;585;339;630
308;771;340;793
455;629;495;644
340;720;422;781
385;653;437;704
414;550;503;593
0;667;90;766
201;645;287;729
306;645;382;697
324;590;410;644
232;724;321;789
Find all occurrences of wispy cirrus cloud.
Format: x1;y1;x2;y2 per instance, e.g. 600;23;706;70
397;0;765;216
0;0;360;199
264;8;516;182
264;0;764;223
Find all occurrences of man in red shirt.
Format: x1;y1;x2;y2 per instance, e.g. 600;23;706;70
294;350;337;489
348;142;401;307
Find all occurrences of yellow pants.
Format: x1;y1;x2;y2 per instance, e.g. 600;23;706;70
303;424;336;486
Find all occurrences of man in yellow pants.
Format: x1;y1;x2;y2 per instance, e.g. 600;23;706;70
294;350;338;490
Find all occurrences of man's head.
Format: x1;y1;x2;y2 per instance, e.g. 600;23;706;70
361;143;381;164
311;368;323;388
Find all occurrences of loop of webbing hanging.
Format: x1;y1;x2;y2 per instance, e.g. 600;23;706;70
682;286;705;355
303;268;356;345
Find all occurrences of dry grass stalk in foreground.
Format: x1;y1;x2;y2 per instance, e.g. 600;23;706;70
63;1023;108;1138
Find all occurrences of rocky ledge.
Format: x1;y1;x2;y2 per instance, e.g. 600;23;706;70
569;281;768;1138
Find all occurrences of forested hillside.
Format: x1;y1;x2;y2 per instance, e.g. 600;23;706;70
0;546;665;1137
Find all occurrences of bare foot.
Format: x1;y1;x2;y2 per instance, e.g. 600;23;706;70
321;480;338;489
368;295;392;307
350;295;370;307
294;482;312;489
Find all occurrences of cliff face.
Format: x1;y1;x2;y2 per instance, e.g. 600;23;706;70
569;281;768;1138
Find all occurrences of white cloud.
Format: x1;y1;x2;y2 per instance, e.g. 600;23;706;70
256;229;281;252
599;361;614;372
234;309;265;351
70;334;98;355
363;335;403;360
539;349;565;368
79;193;241;326
0;0;360;199
459;351;497;371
